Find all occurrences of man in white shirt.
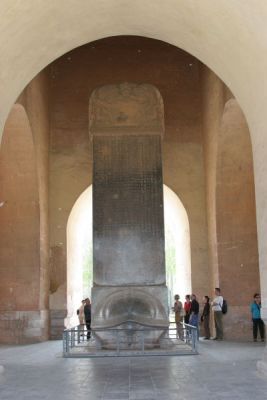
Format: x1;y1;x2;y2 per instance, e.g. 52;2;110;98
211;287;224;340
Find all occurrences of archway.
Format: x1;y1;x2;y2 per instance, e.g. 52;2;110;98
66;186;92;328
0;104;47;343
164;185;191;305
215;98;259;339
66;184;191;327
0;6;266;315
1;1;266;136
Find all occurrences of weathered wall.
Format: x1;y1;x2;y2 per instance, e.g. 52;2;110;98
49;37;209;329
201;67;259;339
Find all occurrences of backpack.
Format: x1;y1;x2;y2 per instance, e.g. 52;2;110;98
221;299;228;314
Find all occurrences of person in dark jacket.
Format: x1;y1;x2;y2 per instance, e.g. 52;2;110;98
189;294;199;339
201;296;210;339
84;298;91;340
250;293;265;342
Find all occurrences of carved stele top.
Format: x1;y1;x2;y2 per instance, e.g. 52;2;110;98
89;82;164;136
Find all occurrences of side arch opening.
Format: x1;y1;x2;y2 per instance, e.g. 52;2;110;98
66;184;191;327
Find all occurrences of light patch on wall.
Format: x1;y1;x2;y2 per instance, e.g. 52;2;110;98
164;185;191;306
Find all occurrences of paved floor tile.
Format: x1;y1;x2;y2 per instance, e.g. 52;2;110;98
0;340;267;399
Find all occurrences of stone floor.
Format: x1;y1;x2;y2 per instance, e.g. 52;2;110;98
0;339;267;400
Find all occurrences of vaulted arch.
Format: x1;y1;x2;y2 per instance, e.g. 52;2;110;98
0;104;48;343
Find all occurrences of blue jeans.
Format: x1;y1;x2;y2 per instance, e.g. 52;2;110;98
189;314;199;340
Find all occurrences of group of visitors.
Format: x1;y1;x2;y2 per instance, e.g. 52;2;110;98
173;291;212;340
75;291;265;343
173;288;265;342
77;298;91;340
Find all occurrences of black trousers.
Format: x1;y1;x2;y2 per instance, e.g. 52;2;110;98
86;319;91;339
252;318;265;340
184;313;190;324
203;315;210;339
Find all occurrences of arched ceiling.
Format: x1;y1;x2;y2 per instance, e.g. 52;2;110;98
1;0;267;144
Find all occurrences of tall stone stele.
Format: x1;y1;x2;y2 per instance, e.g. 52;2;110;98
89;83;168;337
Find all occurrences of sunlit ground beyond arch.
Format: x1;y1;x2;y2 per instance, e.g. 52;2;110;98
66;185;191;327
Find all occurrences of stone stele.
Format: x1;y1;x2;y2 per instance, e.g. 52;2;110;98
89;83;168;344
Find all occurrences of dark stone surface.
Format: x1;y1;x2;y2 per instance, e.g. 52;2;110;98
90;83;168;333
93;134;165;286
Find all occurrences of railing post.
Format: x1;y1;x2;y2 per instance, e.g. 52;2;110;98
62;322;199;358
77;325;80;344
116;330;120;355
141;330;145;354
191;327;198;353
63;331;66;357
70;328;75;348
63;330;70;356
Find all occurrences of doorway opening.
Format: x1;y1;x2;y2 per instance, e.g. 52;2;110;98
66;184;191;327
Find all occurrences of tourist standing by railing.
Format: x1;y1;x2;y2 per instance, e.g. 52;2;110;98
173;294;183;339
77;299;85;337
250;293;265;342
184;294;191;324
84;298;91;340
189;294;199;339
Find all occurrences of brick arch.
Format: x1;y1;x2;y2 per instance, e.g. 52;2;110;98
0;104;48;343
215;98;259;339
1;6;266;312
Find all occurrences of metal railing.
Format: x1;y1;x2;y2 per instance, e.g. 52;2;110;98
63;322;198;358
